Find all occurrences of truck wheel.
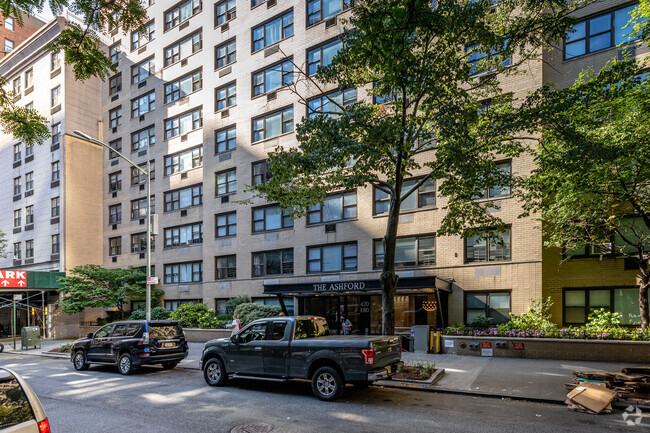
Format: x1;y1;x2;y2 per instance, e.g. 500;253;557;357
73;351;89;371
118;353;134;375
311;366;344;401
161;361;179;370
204;358;228;386
0;343;4;353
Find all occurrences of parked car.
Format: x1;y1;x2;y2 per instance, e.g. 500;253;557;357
70;320;188;375
0;367;50;432
200;316;403;401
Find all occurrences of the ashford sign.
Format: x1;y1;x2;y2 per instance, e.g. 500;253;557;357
312;281;367;292
263;276;438;295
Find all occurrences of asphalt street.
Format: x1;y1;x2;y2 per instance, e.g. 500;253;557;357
0;354;644;433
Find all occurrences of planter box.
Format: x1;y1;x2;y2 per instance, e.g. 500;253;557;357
441;335;650;363
183;328;230;343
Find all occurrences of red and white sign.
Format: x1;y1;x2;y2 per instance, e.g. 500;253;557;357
481;341;493;357
146;276;159;285
0;270;26;288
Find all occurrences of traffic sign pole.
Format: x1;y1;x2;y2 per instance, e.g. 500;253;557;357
13;298;16;350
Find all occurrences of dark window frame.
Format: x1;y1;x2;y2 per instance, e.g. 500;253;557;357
307;241;358;273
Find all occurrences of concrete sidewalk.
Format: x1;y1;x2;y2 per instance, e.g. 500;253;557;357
2;338;644;403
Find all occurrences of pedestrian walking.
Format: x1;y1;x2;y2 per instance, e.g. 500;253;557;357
227;314;241;337
341;314;352;335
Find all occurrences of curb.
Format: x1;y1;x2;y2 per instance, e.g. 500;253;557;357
1;350;68;360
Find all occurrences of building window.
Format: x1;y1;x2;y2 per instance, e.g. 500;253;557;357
5;17;14;31
307;242;357;273
51;86;61;107
131;125;155;151
165;0;201;31
465;228;511;263
109;138;122;159
131;232;154;253
307;88;356;118
307;191;356;224
13;143;20;162
252;249;293;277
25;240;33;259
51;197;60;218
165;70;202;103
13;242;20;260
215;168;236;196
109;171;122;191
374;177;436;215
13;177;20;195
12;77;20;96
164;107;203;139
215;255;236;279
164;31;202;67
564;288;640;326
465;291;511;324
252;10;293;52
307;39;341;76
52;234;60;254
13;209;20;227
474;161;511;199
51;161;60;182
215;81;236;111
109;43;121;64
215;212;236;237
252;59;293;97
565;4;639;60
164;146;203;175
252;160;271;186
215;125;236;153
109;107;122;128
131;20;155;50
130;161;155;185
252;106;293;142
307;0;349;26
164;261;203;283
4;39;13;53
109;204;122;224
51;123;61;146
164;184;203;211
466;43;510;75
25;205;33;224
374;235;435;268
164;223;203;247
164;299;200;311
109;73;122;96
24;69;33;89
130;195;155;219
252;205;293;232
24;142;33;158
215;0;236;27
25;172;33;192
215;38;236;69
132;57;155;84
51;51;61;70
131;90;156;118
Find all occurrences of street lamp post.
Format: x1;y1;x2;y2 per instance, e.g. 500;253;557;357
74;130;153;321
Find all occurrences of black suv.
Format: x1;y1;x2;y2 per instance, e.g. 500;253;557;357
70;320;188;375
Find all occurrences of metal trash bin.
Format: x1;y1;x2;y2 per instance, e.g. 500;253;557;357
21;326;41;350
400;334;414;352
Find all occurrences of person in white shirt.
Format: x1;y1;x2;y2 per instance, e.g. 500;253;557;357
227;314;241;337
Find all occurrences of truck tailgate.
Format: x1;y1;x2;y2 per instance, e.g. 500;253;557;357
372;336;401;367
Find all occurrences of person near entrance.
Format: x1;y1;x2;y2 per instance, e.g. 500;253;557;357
341;314;352;335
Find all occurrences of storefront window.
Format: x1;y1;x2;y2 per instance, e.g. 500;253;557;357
465;291;511;324
563;288;640;325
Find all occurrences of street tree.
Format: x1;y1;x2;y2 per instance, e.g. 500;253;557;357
57;264;161;319
252;0;582;335
0;0;147;146
520;58;650;330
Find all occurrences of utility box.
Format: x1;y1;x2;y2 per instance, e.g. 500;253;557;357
21;326;41;350
400;334;414;352
411;325;429;352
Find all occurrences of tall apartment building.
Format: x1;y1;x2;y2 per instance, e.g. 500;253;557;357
0;17;104;337
99;0;646;334
0;11;44;59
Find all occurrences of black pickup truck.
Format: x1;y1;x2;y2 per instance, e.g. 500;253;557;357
200;316;403;400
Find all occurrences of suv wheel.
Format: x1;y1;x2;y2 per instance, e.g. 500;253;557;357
311;366;344;401
118;353;134;375
203;358;227;386
73;351;89;371
161;361;179;370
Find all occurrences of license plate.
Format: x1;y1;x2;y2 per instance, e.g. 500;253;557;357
162;342;175;348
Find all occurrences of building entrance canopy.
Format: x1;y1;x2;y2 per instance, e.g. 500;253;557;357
263;276;443;296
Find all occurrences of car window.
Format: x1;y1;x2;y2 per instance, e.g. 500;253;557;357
294;320;308;340
0;374;36;428
94;324;113;339
294;319;329;339
238;323;267;344
149;324;184;339
112;324;128;337
126;324;140;336
269;321;287;340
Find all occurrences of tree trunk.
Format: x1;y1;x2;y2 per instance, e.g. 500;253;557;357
380;191;401;335
639;260;650;331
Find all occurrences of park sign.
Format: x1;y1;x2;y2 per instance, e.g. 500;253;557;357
0;270;27;288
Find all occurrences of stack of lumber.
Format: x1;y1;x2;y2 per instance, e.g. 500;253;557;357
564;367;650;412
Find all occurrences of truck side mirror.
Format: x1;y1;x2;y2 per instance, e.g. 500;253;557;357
87;333;94;339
